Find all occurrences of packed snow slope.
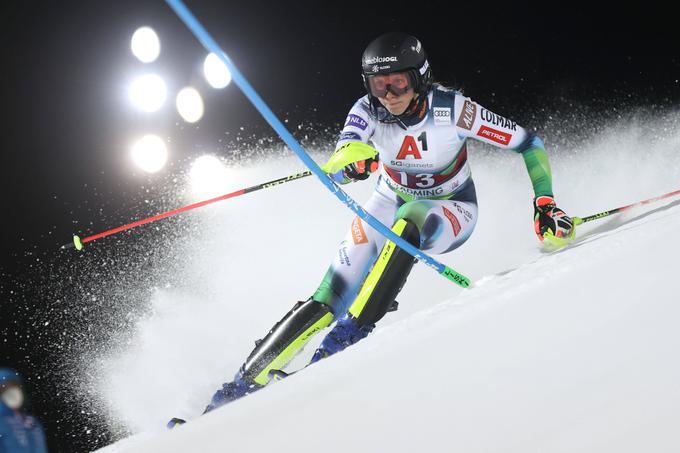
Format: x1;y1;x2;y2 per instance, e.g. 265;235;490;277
94;112;680;452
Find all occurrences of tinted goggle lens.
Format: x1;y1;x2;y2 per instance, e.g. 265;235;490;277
367;72;412;98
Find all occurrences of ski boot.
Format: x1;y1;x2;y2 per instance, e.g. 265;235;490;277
310;314;375;364
204;365;263;413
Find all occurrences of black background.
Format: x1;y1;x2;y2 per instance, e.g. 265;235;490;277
1;1;678;451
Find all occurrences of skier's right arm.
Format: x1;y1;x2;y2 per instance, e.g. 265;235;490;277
323;98;379;184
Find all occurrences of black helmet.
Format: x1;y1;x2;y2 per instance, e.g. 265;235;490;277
361;32;432;98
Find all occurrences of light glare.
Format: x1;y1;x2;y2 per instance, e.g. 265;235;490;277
131;27;161;63
189;155;229;199
129;74;167;112
176;87;204;123
203;53;232;89
131;135;168;173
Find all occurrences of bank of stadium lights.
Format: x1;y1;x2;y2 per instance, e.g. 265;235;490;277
128;26;167;172
203;53;232;89
131;134;168;173
126;29;232;175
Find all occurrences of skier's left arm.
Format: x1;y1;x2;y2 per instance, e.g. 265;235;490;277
454;96;573;242
322;98;380;184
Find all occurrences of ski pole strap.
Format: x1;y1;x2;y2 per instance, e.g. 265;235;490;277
165;0;471;289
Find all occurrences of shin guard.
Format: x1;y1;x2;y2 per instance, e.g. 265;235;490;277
241;299;333;385
348;218;420;326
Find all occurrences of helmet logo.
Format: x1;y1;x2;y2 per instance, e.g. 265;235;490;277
419;60;429;75
372;65;379;73
365;56;397;64
412;40;422;53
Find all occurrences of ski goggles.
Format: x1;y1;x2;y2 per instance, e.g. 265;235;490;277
366;71;413;98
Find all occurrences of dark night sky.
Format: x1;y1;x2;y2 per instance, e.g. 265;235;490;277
1;1;678;451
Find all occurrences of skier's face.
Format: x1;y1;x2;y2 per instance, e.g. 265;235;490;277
367;71;416;116
378;86;415;116
0;383;24;410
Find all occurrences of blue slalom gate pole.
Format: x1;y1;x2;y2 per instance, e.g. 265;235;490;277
164;0;470;288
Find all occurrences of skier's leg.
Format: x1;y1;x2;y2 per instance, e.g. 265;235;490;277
396;198;478;255
206;185;398;411
311;197;478;362
311;217;420;362
311;185;399;316
204;297;334;411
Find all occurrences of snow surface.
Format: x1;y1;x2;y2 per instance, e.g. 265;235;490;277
93;113;680;452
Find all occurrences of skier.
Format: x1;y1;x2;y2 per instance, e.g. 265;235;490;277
0;368;48;453
169;32;574;425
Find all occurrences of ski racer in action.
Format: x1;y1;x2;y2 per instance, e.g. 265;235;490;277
169;32;574;425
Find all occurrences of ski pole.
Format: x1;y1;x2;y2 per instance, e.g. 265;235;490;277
62;170;312;251
573;187;680;225
164;0;471;288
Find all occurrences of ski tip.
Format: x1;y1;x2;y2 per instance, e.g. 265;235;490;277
166;417;187;429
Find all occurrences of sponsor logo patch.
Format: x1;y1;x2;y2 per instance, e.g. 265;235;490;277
351;217;368;245
384;177;447;197
442;207;461;236
456;100;477;130
419;59;429;75
395;135;422;160
365;56;398;64
389;161;434;169
480;108;517;131
433;107;451;126
339;131;362;141
338;244;351;266
345;114;368;131
477;125;512;145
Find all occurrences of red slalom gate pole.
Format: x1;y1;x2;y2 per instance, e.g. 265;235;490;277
63;171;312;251
573;187;680;225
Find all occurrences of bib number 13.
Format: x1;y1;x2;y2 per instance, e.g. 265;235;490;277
398;172;435;188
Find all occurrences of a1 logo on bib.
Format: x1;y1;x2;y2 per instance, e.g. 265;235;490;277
433;107;451;126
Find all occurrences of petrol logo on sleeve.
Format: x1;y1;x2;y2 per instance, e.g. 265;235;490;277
345;114;368;130
455;100;477;130
442;207;461;236
477;125;512;145
351;217;368;244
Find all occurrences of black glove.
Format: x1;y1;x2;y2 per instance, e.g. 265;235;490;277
533;195;573;241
